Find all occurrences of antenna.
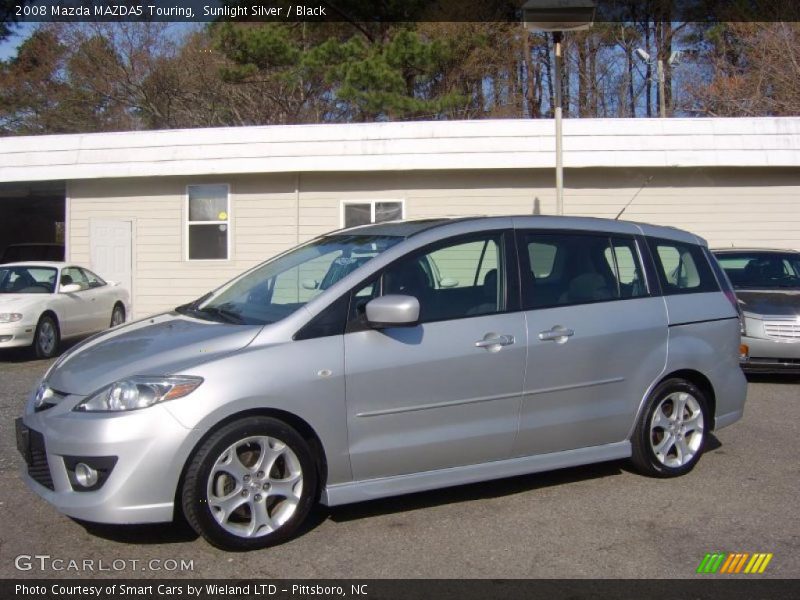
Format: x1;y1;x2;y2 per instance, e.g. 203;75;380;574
615;175;654;220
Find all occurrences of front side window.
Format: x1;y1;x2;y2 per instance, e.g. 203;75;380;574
0;266;57;294
342;200;404;228
648;238;718;295
179;234;403;325
715;252;800;290
351;233;505;324
520;232;647;309
188;184;229;260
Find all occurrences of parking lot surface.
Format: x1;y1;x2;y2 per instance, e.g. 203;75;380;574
1;349;798;579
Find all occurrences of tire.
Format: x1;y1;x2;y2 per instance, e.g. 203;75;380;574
630;378;709;478
33;314;60;359
110;304;126;327
181;417;318;550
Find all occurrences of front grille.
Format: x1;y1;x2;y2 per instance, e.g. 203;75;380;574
27;429;54;490
764;321;800;340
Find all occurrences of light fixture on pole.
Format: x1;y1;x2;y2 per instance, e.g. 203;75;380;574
636;48;682;118
523;1;596;216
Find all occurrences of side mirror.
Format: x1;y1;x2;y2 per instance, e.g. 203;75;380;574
60;283;81;293
301;279;319;290
365;295;420;328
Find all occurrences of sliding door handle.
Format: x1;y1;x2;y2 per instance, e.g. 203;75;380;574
538;326;574;343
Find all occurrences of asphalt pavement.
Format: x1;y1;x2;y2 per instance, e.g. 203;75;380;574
1;348;798;579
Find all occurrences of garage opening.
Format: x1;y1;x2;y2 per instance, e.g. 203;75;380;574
0;181;66;262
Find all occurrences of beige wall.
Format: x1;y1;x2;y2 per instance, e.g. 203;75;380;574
67;168;800;319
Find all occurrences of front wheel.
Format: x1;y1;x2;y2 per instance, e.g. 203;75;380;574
631;378;709;477
181;417;318;550
33;315;60;359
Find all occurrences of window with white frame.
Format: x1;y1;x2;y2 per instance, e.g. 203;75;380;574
342;200;404;228
187;184;229;260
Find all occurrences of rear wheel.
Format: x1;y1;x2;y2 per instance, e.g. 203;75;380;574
33;314;60;359
631;378;709;477
181;417;317;550
110;304;125;327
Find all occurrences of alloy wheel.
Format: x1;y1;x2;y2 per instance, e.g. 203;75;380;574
206;435;303;538
649;391;705;468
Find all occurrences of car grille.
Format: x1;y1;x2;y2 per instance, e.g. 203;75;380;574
27;429;54;490
764;321;800;340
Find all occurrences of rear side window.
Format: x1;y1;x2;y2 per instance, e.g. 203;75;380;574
647;238;718;295
520;232;647;309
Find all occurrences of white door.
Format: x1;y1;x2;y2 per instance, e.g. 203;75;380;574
90;219;132;310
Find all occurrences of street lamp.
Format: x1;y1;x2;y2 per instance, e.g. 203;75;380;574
523;1;596;216
636;48;682;118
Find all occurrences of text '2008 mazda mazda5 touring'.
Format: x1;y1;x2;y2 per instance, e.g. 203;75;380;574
16;216;747;550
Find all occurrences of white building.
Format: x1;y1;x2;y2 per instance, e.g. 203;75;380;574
1;117;799;319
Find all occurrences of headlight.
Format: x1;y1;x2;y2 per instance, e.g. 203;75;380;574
0;313;22;323
74;376;203;412
33;383;59;409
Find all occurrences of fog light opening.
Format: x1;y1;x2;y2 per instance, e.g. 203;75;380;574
74;463;99;488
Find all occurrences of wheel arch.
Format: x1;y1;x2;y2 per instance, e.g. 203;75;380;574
172;407;328;521
652;369;717;430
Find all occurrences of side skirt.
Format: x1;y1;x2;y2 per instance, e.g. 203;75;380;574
322;441;631;507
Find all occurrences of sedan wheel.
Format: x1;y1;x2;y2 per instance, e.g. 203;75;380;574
33;315;59;359
182;417;317;550
631;378;709;477
110;305;125;327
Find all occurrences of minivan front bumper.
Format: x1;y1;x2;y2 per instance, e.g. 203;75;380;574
17;400;201;524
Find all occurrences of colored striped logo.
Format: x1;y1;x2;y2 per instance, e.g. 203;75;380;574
696;552;773;574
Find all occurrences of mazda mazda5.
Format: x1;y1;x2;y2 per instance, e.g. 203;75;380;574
17;216;747;550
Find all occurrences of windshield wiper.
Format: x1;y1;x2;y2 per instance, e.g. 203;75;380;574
195;304;245;324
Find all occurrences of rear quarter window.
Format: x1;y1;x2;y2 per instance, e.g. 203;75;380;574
647;238;718;295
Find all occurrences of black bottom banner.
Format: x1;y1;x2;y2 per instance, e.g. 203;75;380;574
2;579;798;600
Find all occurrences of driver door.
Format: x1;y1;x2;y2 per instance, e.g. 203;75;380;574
343;230;527;480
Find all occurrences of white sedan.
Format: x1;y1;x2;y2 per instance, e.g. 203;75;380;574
0;262;130;358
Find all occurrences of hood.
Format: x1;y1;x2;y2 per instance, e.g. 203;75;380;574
737;290;800;318
0;294;50;309
47;313;262;395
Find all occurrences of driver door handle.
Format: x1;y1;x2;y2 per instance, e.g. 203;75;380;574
475;334;515;348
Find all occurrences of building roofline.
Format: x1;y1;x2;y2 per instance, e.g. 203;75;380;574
2;117;800;184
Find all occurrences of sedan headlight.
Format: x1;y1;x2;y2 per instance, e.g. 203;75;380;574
74;376;203;412
0;313;22;323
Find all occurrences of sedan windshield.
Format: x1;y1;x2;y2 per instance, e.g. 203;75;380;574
0;266;58;294
177;234;403;325
716;253;800;290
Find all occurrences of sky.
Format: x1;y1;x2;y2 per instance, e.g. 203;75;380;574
1;21;37;60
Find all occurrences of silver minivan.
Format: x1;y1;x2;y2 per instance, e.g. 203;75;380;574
16;217;747;550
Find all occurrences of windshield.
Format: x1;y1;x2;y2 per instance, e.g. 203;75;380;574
0;266;58;294
716;253;800;290
177;234;404;325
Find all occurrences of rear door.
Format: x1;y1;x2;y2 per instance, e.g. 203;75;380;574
344;230;528;480
513;230;668;457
